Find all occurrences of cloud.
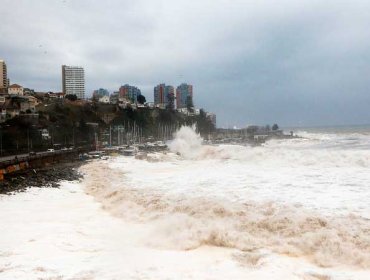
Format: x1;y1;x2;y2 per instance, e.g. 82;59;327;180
1;0;370;126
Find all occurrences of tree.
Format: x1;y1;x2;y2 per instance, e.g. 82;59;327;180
137;94;146;105
65;94;77;101
272;124;279;130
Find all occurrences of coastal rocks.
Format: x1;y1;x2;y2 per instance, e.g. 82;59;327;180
0;162;83;194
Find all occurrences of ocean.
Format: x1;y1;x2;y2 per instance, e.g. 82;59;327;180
1;126;370;279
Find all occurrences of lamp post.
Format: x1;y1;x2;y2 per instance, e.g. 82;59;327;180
0;126;2;156
27;128;30;152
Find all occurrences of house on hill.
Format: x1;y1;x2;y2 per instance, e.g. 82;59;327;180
8;84;24;96
0;95;38;122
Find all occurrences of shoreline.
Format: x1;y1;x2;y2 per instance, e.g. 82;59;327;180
0;160;84;195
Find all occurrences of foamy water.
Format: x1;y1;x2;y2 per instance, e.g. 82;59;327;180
1;126;370;279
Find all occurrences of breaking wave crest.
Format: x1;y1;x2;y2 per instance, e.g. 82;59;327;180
81;161;370;269
168;126;370;168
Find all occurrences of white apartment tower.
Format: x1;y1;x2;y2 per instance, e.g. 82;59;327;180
0;60;9;89
62;65;85;99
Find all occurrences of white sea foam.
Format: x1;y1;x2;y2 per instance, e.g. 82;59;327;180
2;126;370;279
81;160;370;269
78;126;370;276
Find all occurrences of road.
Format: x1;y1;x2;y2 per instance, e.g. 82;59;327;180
0;150;71;163
0;153;30;163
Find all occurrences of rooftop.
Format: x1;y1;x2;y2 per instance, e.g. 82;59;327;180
9;84;22;88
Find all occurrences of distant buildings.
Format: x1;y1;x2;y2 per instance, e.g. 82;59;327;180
0;60;9;93
176;83;193;109
119;84;141;103
62;65;85;99
8;84;24;96
110;92;119;104
154;84;175;109
0;95;38;121
93;88;109;100
0;58;211;124
98;95;110;104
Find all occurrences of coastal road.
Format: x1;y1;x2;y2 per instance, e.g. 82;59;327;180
0;151;56;163
0;153;30;162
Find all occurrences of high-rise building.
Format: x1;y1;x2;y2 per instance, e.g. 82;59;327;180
93;88;110;100
154;84;174;109
0;60;9;90
119;84;141;103
62;65;85;99
176;83;193;109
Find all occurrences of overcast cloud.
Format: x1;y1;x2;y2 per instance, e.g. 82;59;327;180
1;0;370;127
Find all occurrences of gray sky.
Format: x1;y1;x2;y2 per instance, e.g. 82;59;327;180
1;0;370;127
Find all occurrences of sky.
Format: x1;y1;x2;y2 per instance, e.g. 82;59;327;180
1;0;370;127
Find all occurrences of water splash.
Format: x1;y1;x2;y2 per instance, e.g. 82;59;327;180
168;126;203;159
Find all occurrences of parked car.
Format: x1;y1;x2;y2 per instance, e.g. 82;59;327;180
47;149;55;152
29;151;36;156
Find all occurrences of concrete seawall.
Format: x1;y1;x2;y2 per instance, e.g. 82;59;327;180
0;151;81;181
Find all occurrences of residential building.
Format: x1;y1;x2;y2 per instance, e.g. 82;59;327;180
110;92;119;104
119;84;141;103
62;65;85;99
176;83;193;109
41;129;51;140
93;88;109;100
0;97;21;119
0;60;9;91
98;95;110;103
8;84;24;96
23;88;35;95
145;102;155;108
48;92;65;99
154;84;175;109
26;96;38;110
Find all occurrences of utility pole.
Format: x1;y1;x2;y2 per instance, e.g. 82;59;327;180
0;127;2;156
95;131;98;151
110;125;112;146
27;128;30;152
117;127;120;146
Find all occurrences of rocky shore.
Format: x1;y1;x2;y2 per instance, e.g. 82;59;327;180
0;161;83;194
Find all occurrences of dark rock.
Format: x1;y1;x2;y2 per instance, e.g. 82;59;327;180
0;161;84;195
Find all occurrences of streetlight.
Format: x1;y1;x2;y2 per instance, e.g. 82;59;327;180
0;125;2;156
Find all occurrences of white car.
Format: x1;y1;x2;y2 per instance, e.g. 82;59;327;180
47;149;55;152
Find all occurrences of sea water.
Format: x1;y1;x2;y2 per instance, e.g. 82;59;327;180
1;126;370;279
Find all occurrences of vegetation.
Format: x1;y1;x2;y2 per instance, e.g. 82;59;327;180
272;123;279;130
65;94;77;101
0;101;215;155
137;94;146;104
